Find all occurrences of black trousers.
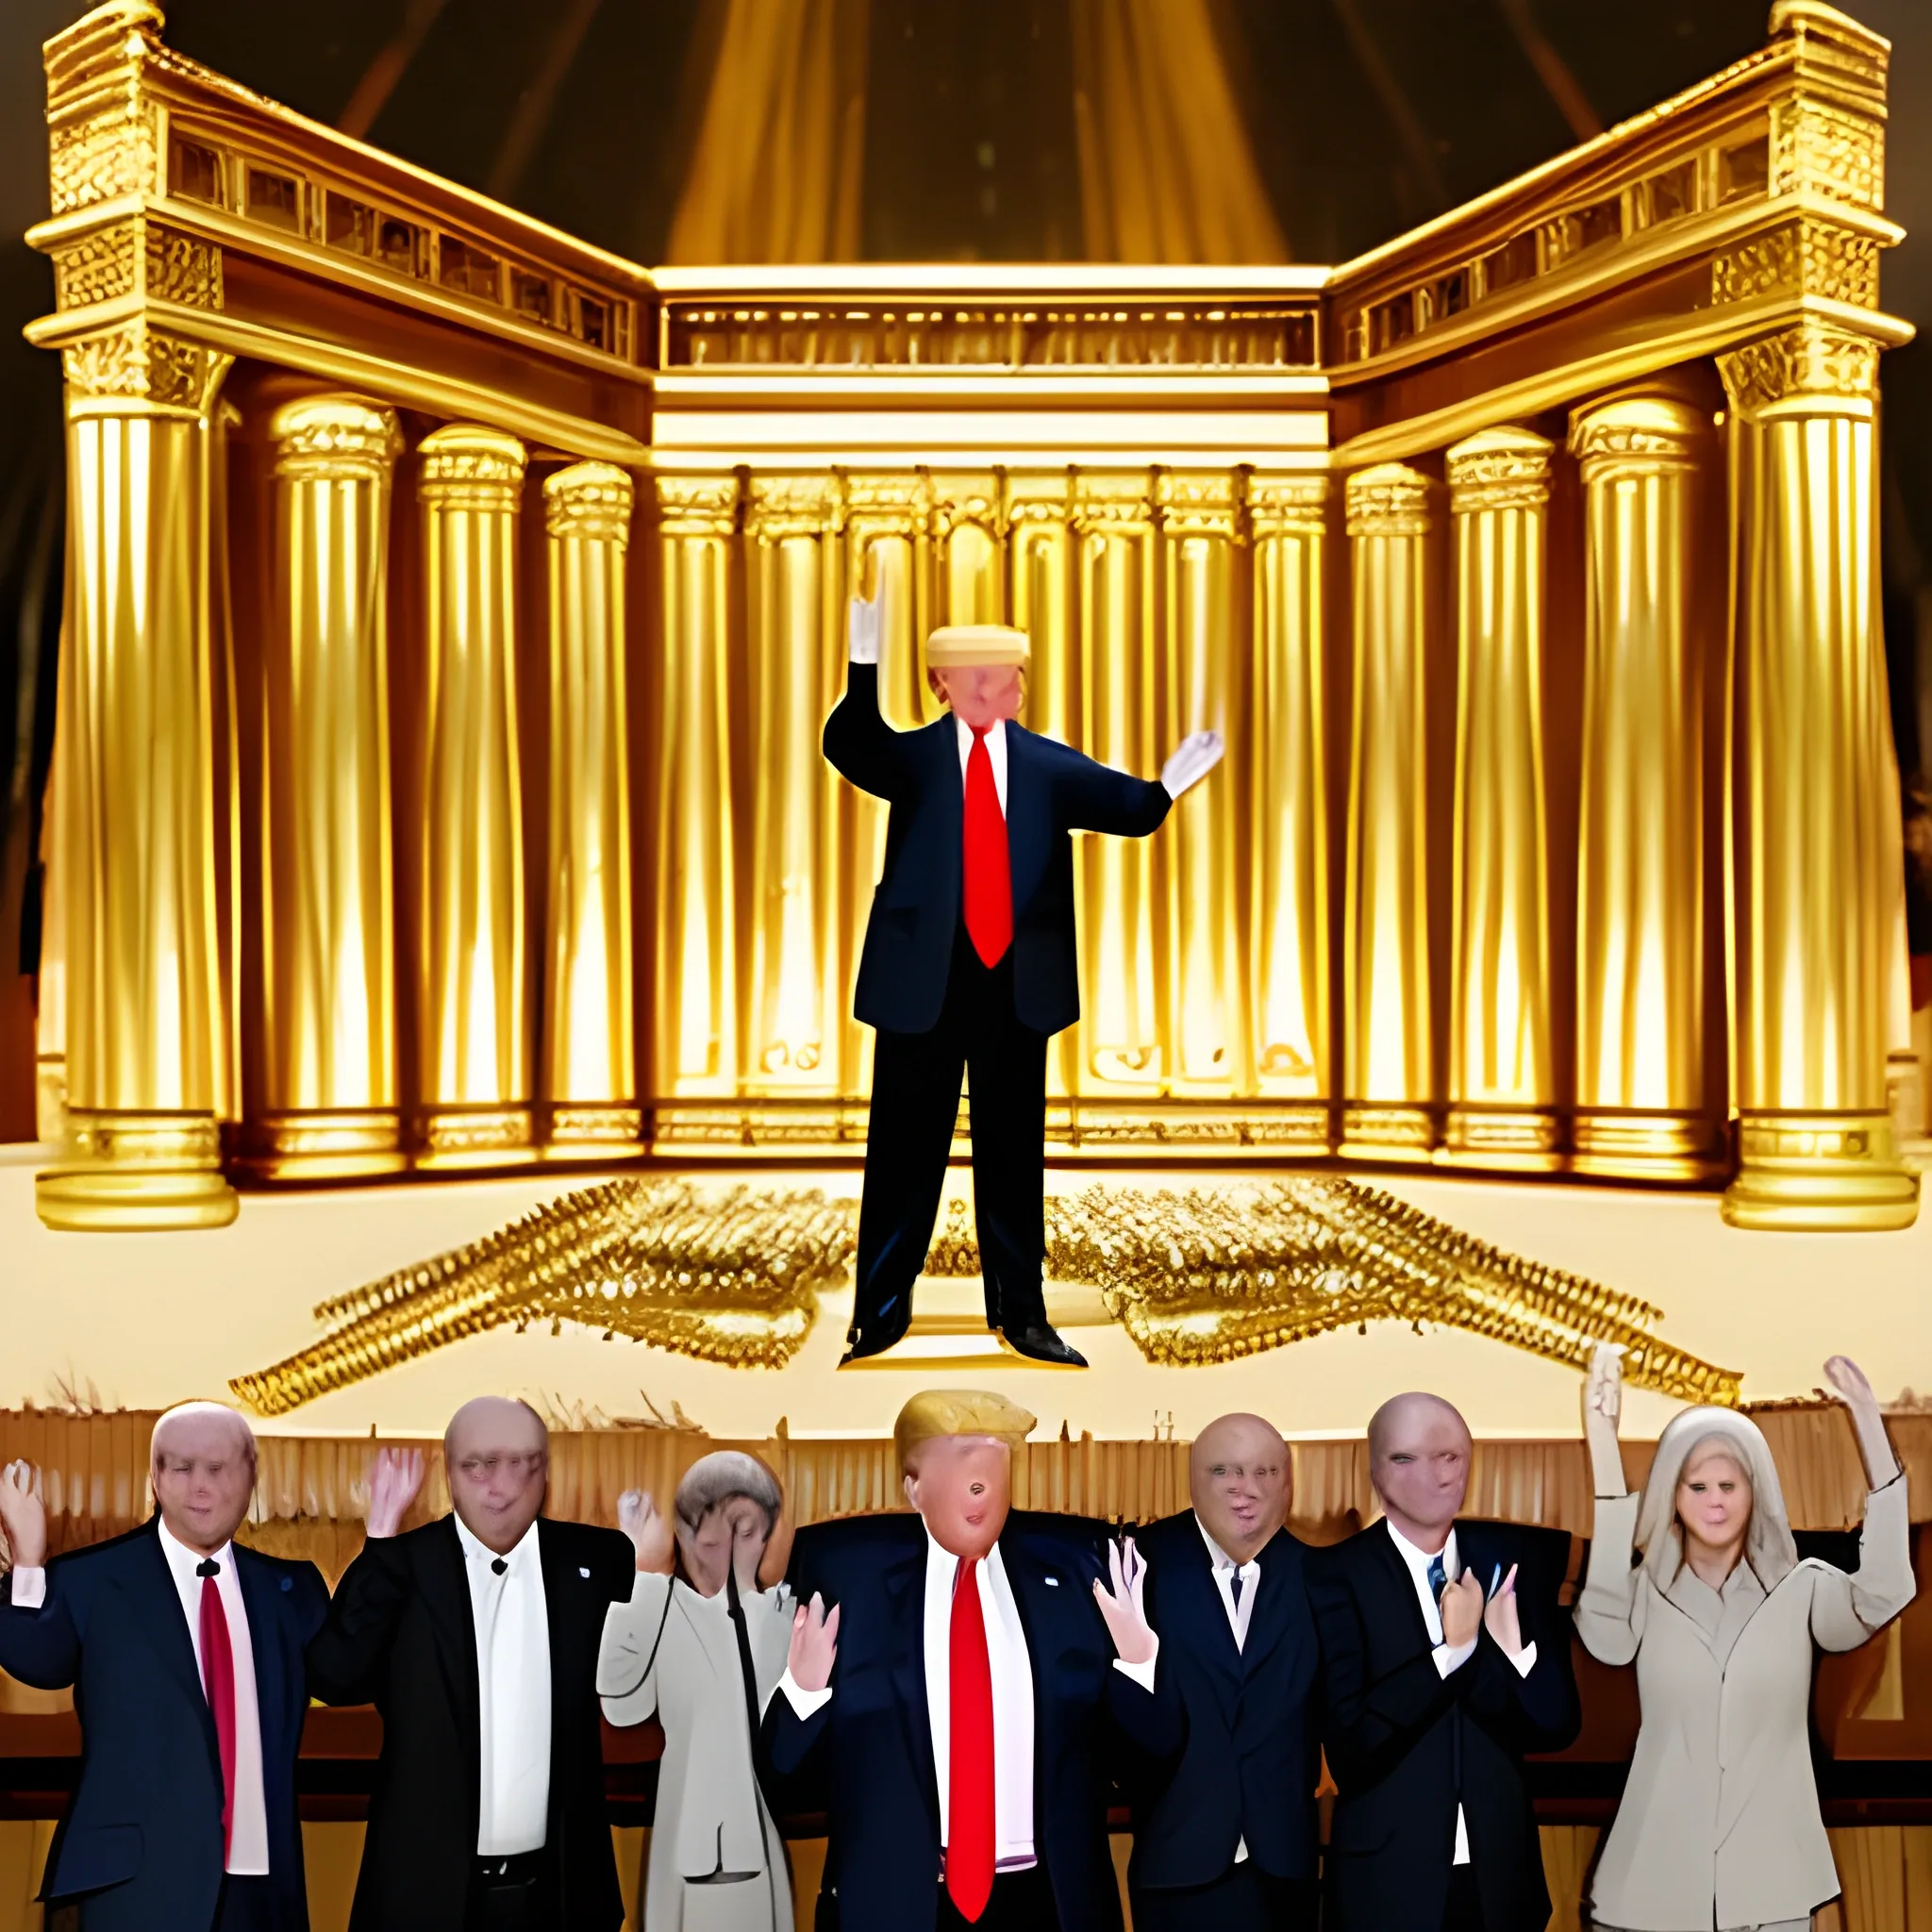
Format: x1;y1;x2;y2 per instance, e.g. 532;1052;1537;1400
934;1866;1060;1932
1440;1866;1485;1932
212;1876;283;1932
463;1851;560;1932
1132;1862;1320;1932
854;929;1050;1334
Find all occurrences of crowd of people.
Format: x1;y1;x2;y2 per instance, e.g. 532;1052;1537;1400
0;1354;1912;1932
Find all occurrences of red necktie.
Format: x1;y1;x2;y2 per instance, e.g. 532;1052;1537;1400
962;726;1012;967
197;1564;237;1864
946;1557;996;1923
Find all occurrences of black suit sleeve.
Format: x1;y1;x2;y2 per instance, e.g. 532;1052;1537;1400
1306;1549;1461;1790
291;1560;331;1646
1055;750;1172;837
0;1569;81;1689
305;1538;408;1706
823;663;914;802
1464;1533;1580;1755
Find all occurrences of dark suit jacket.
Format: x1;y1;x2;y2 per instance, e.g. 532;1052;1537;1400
1124;1511;1321;1893
823;662;1171;1037
0;1519;327;1932
304;1514;634;1932
1306;1519;1579;1932
762;1510;1183;1932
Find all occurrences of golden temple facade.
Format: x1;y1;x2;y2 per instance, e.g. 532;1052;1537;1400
22;0;1922;1233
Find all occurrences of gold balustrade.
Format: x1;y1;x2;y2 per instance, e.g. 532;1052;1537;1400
21;0;1920;1232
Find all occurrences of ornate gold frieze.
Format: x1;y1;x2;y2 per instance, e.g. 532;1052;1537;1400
1718;319;1880;411
230;1176;1743;1414
49;102;161;214
53;220;223;312
1770;95;1883;210
1710;217;1879;309
61;320;225;409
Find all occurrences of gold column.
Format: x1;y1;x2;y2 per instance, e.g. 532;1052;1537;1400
416;424;531;1167
1073;473;1163;1097
743;475;843;1121
1159;472;1241;1095
1341;463;1435;1160
36;322;238;1230
34;737;65;1148
1568;395;1720;1178
541;461;639;1153
1248;475;1331;1148
650;475;741;1136
935;475;1007;633
1719;322;1917;1229
254;395;403;1179
1444;428;1557;1166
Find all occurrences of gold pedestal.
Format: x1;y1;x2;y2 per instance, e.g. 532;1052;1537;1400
37;1113;239;1231
1722;1113;1919;1231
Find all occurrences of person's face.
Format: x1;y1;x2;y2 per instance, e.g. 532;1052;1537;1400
1676;1448;1753;1557
152;1415;255;1556
1191;1416;1290;1563
1372;1402;1471;1544
679;1494;770;1597
904;1435;1011;1559
930;664;1024;731
446;1411;548;1555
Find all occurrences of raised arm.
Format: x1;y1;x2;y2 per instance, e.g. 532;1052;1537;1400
1810;1357;1915;1652
0;1463;81;1689
597;1571;675;1722
1574;1342;1643;1667
823;597;913;801
1057;728;1223;836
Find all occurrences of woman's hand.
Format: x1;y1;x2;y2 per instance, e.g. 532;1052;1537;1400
618;1490;675;1575
1824;1356;1899;1489
1584;1342;1626;1498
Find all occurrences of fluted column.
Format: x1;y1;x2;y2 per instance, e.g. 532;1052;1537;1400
650;475;741;1136
253;395;403;1178
1247;475;1331;1148
1444;428;1557;1166
1568;395;1722;1178
1719;321;1917;1229
541;461;639;1153
1341;463;1436;1159
415;424;532;1168
36;323;238;1230
34;754;65;1149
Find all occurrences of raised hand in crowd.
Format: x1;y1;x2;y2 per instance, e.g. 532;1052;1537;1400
617;1488;675;1574
361;1445;425;1540
1823;1354;1900;1488
0;1460;46;1573
788;1591;840;1692
1584;1341;1626;1499
1092;1535;1158;1666
1483;1562;1524;1657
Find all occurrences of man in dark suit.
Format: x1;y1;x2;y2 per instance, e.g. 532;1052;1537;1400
1306;1391;1579;1932
765;1389;1181;1932
305;1397;634;1932
824;599;1224;1366
1126;1413;1321;1932
0;1404;328;1931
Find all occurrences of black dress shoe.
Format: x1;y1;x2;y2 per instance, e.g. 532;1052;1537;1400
840;1303;912;1366
999;1323;1089;1368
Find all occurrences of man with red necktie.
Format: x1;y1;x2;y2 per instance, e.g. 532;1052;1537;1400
824;600;1223;1365
763;1391;1179;1932
0;1403;328;1931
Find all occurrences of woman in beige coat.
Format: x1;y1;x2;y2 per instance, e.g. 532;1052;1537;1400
1575;1348;1913;1932
599;1454;797;1932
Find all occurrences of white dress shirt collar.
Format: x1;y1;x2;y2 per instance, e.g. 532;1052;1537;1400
1194;1514;1261;1651
1385;1518;1459;1641
456;1515;552;1857
952;713;1009;814
455;1513;540;1574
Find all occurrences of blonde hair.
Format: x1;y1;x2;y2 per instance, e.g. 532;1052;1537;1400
1634;1407;1797;1591
894;1390;1037;1474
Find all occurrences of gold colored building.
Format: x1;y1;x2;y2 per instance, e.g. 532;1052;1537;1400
23;0;1921;1234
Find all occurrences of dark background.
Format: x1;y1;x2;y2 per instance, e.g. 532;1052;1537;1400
2;0;1927;1139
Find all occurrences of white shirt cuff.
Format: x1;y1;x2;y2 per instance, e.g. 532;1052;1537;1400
1433;1638;1476;1677
1506;1640;1538;1678
778;1670;832;1719
7;1568;46;1610
1111;1650;1159;1692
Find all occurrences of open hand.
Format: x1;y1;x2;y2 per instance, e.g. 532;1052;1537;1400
1160;730;1224;800
1824;1355;1900;1489
618;1490;675;1575
1092;1536;1157;1667
364;1447;425;1540
1824;1356;1876;1412
788;1591;840;1691
1440;1568;1484;1649
848;595;881;667
0;1461;46;1573
1587;1342;1624;1424
1483;1562;1524;1657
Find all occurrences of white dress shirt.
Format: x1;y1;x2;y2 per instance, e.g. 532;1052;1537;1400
9;1524;270;1874
456;1515;552;1856
953;714;1009;814
1384;1521;1539;1868
1197;1515;1261;1862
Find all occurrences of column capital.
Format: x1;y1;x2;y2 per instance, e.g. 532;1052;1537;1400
1072;473;1156;534
544;460;634;543
654;472;739;538
61;318;227;413
933;475;1006;540
745;473;841;539
1718;320;1879;414
1344;461;1430;538
419;423;526;508
270;395;400;482
1568;394;1705;477
1247;474;1329;539
1157;470;1241;540
1446;426;1552;514
844;472;934;541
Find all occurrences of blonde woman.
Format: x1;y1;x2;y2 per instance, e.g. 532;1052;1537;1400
1576;1348;1914;1932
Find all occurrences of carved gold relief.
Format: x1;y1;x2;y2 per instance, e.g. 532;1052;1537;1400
61;321;225;411
48;103;161;214
1710;218;1878;309
1770;96;1883;211
53;221;225;313
1717;319;1880;412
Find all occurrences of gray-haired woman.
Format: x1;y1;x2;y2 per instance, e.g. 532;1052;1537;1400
1576;1348;1913;1932
597;1452;796;1931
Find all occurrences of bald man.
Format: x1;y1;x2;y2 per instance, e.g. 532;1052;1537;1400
1123;1415;1321;1931
1305;1393;1578;1932
0;1405;327;1931
305;1398;634;1932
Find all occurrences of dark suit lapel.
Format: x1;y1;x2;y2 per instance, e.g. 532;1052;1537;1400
422;1516;483;1771
1236;1530;1297;1682
233;1546;287;1742
1004;724;1045;916
1372;1521;1440;1657
536;1521;576;1749
886;1543;940;1839
128;1520;220;1770
1175;1521;1243;1702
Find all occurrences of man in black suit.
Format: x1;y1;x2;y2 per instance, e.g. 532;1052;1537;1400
824;599;1224;1366
764;1389;1181;1932
1306;1391;1579;1932
0;1404;328;1931
305;1397;634;1932
1126;1413;1321;1932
